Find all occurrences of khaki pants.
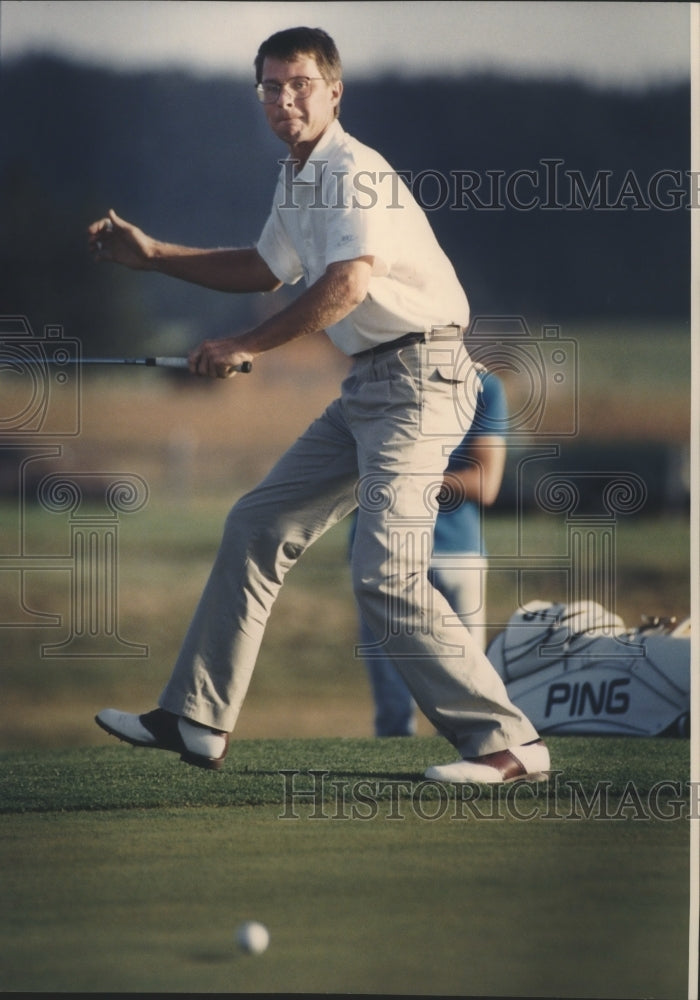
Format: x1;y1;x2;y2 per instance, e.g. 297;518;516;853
160;339;538;757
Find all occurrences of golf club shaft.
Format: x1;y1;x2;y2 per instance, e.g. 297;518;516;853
20;357;252;372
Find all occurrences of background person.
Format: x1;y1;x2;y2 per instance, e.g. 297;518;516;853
89;26;549;785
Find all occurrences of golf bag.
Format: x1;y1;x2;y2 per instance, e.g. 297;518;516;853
487;600;690;737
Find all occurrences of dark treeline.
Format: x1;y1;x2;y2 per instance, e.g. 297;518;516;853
0;56;690;355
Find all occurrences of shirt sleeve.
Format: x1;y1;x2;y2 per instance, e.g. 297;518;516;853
446;373;509;471
469;372;509;437
256;207;305;285
322;168;398;277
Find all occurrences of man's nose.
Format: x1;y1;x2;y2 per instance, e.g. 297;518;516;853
276;83;295;106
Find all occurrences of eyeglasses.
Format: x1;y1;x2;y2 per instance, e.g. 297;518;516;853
255;76;325;104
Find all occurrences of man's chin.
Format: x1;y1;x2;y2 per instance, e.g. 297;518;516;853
274;120;304;141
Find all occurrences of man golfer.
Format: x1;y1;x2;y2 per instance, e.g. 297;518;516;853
89;26;549;784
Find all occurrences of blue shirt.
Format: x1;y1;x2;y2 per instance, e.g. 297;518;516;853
433;370;508;556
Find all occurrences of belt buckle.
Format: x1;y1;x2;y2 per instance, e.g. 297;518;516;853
429;324;463;341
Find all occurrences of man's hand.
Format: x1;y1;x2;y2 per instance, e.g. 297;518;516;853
188;338;255;379
88;211;281;292
88;209;153;269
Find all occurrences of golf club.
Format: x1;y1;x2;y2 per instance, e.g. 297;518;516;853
8;357;252;372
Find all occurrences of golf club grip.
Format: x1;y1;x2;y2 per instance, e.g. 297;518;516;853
151;357;253;373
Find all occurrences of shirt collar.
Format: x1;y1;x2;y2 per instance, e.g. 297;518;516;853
285;119;345;184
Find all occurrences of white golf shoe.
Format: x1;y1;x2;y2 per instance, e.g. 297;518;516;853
95;707;229;771
425;738;550;784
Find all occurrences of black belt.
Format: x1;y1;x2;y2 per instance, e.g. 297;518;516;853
353;325;464;361
353;331;425;360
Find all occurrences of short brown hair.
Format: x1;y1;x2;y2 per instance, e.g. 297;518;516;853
254;27;342;85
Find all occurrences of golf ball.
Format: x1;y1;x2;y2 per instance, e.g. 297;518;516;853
235;920;270;955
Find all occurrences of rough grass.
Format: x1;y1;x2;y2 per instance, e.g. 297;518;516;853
0;506;690;751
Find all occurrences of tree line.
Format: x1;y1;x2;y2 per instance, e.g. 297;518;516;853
0;56;690;355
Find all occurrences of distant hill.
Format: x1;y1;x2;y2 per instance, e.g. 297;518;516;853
0;56;690;354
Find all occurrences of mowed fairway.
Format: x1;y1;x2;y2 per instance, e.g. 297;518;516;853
0;737;691;997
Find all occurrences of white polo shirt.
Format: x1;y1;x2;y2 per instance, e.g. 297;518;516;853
256;120;470;356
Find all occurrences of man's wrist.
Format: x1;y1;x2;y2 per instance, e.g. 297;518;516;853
232;330;261;357
144;239;169;271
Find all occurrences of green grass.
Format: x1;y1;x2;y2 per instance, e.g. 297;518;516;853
2;805;689;996
0;736;690;813
0;325;692;996
569;322;690;397
0;736;691;996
